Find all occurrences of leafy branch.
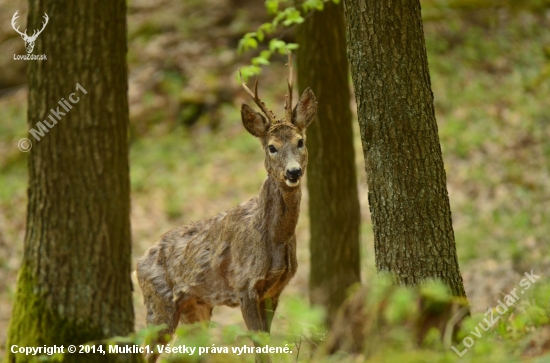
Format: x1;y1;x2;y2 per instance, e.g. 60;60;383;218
238;0;340;80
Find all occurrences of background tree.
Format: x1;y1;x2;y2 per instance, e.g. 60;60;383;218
296;1;361;321
6;1;142;362
342;0;467;297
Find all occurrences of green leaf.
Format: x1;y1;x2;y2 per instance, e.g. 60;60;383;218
252;56;270;66
256;29;264;42
222;324;246;344
238;39;246;54
282;8;304;26
384;288;417;325
272;10;287;27
285;43;299;50
420;280;451;303
238;65;262;82
260;22;274;34
265;0;280;15
245;37;258;50
269;39;286;52
303;0;324;11
238;33;260;53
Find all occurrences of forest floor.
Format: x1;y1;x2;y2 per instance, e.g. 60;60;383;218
0;0;549;361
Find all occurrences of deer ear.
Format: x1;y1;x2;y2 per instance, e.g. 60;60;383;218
292;88;317;131
241;104;270;137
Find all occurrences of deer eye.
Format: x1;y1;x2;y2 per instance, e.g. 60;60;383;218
297;139;304;148
268;145;278;153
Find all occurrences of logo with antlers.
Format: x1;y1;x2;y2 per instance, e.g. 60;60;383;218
11;11;49;54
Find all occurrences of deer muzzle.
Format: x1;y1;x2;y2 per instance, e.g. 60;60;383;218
285;167;302;187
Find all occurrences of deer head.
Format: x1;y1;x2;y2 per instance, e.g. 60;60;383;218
240;52;317;188
12;11;49;54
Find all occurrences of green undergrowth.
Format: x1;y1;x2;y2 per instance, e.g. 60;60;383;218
24;278;550;362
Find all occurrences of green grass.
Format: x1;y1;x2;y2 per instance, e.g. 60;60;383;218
425;10;550;265
129;102;265;221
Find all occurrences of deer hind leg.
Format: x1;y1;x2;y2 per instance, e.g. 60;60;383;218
137;255;180;363
143;295;180;363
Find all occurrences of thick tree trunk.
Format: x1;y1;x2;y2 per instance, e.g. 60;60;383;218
296;1;361;321
6;2;141;362
343;0;467;297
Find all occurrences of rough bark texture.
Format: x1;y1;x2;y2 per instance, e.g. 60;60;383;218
343;0;467;297
6;1;141;362
296;1;361;321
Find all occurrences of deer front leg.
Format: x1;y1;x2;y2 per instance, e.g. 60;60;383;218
241;295;267;332
241;296;271;363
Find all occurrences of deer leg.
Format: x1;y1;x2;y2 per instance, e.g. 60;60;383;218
241;296;266;332
263;296;279;333
142;294;179;363
137;255;180;363
241;296;272;363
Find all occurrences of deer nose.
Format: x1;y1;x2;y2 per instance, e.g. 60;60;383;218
286;168;302;180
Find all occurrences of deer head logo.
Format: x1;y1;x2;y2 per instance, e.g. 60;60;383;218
11;11;49;54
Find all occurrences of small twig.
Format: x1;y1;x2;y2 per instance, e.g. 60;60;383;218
294;335;302;363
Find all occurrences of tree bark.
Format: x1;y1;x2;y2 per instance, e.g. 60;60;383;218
296;1;362;321
342;0;467;297
6;1;142;362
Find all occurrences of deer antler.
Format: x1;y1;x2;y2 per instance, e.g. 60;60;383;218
284;49;293;123
28;13;49;41
11;11;28;38
239;69;277;124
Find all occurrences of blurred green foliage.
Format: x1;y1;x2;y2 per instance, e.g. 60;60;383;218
238;0;340;79
29;277;550;362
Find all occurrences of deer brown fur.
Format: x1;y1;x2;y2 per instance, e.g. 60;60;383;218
136;54;317;363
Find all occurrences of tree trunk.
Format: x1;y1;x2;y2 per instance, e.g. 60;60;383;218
296;1;362;321
342;0;467;297
6;1;141;362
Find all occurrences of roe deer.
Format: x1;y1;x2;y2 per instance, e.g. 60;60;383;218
136;53;317;363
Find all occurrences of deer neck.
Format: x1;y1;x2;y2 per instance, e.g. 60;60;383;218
256;175;301;244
